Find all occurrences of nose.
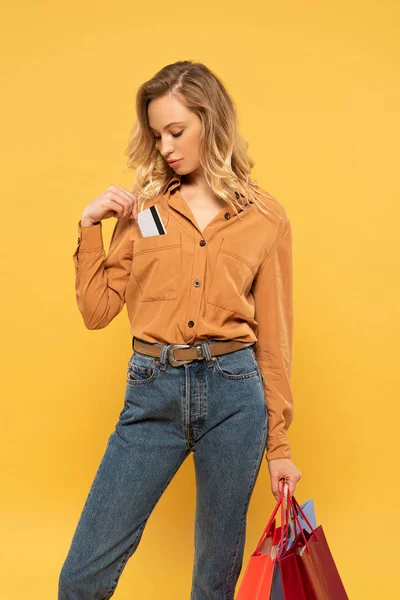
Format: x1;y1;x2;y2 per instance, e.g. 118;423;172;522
159;140;176;159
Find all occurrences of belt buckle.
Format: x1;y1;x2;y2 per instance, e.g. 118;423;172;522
167;344;193;367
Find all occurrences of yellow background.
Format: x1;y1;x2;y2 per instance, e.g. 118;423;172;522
1;1;398;598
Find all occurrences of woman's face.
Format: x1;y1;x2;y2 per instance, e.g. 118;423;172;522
147;92;203;174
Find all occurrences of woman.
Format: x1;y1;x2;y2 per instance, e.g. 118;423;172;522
59;60;302;600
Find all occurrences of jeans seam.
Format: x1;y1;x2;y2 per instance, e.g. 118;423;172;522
224;419;268;598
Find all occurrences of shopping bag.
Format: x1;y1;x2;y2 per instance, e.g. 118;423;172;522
235;481;290;600
270;485;317;600
274;491;349;599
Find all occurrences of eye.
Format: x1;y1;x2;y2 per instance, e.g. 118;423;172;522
154;130;184;141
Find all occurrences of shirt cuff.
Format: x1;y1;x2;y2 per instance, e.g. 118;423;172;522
265;435;292;462
76;219;103;251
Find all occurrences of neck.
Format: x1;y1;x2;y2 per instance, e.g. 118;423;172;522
181;167;209;192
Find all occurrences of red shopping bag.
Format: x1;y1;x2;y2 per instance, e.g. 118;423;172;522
236;481;292;600
274;492;349;600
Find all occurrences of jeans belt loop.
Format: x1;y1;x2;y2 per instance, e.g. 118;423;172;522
159;344;169;371
201;340;214;368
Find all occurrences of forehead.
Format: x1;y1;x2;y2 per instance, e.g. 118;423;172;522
147;94;192;130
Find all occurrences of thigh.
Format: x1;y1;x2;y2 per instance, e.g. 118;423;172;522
194;344;268;488
61;352;190;593
190;346;268;598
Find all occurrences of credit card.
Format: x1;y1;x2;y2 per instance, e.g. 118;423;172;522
137;204;166;237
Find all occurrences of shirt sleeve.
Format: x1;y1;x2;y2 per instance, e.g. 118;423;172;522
252;219;294;462
72;217;133;329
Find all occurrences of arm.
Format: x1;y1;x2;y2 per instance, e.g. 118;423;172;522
72;217;133;329
252;219;294;462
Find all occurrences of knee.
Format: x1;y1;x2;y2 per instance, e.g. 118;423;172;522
58;560;114;600
58;562;80;600
58;562;89;600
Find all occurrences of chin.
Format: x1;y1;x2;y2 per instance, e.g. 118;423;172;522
175;165;190;174
178;164;198;176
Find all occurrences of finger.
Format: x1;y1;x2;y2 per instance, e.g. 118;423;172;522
271;475;282;500
113;186;138;215
106;198;130;219
116;196;135;219
113;186;138;202
127;201;138;220
280;478;293;500
271;481;279;500
113;185;136;196
278;477;289;493
271;474;280;499
107;187;136;218
273;479;285;501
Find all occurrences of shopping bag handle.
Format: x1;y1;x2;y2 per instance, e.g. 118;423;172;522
253;480;287;555
276;485;321;559
254;482;321;558
283;492;319;556
290;493;319;543
277;482;295;559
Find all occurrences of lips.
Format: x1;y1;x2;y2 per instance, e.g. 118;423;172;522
168;159;182;166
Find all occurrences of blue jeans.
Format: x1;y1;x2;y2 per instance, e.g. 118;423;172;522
58;338;268;600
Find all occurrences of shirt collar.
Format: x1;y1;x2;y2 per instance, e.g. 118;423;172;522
163;172;250;211
163;173;182;196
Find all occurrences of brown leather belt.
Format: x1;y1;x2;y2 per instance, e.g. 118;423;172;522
133;337;254;367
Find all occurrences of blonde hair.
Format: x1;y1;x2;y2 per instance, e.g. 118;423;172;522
123;60;276;216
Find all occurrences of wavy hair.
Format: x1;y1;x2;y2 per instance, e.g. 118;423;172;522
123;60;276;216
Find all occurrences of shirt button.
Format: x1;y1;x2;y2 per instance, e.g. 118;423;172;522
193;279;201;287
188;320;194;328
224;212;231;220
200;240;206;246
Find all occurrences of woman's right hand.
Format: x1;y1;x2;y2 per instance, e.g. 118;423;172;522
81;185;139;226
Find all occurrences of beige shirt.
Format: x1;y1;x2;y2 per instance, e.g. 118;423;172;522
73;174;294;462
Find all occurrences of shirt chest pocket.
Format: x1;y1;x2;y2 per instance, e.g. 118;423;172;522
132;233;182;301
206;237;256;317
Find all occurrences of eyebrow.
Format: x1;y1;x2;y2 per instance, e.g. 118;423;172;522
149;121;185;132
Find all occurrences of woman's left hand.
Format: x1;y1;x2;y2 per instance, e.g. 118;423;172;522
268;458;302;501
